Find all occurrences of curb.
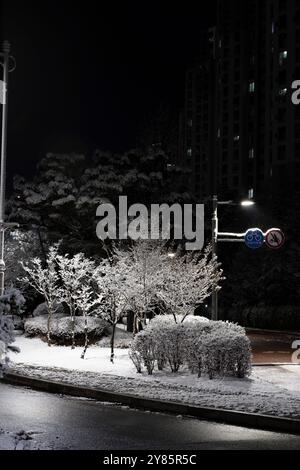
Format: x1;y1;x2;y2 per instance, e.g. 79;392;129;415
252;363;300;367
2;372;300;435
246;328;300;336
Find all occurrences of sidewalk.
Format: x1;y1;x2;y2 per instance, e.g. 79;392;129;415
7;336;300;422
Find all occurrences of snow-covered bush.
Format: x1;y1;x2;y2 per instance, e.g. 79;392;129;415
198;322;251;379
98;326;132;349
32;302;49;317
131;330;157;375
129;348;142;374
184;321;213;377
32;302;64;317
147;315;210;373
24;315;109;346
145;315;187;373
130;316;251;378
0;288;26;330
0;288;26;318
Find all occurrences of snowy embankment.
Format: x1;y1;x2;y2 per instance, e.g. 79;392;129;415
8;335;300;420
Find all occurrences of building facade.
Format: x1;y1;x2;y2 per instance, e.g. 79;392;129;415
181;0;300;202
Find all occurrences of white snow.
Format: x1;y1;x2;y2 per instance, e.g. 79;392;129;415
8;336;300;419
0;429;51;450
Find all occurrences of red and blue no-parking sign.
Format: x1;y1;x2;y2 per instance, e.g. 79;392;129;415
265;228;285;250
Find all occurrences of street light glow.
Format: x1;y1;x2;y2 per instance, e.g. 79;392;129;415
241;200;255;207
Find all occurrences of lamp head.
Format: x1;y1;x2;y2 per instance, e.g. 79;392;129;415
241;200;255;207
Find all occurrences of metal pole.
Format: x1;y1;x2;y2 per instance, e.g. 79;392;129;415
0;41;10;296
211;195;218;320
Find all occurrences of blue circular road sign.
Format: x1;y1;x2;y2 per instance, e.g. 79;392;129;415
244;228;264;250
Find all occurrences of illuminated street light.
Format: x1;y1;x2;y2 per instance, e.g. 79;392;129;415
241;200;255;207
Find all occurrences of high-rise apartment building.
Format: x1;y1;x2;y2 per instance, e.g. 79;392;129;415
181;0;300;202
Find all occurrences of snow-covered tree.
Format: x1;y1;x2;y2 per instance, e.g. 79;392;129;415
56;252;96;349
0;287;26;320
156;246;223;323
110;241;168;333
0;293;20;376
93;257;135;363
110;242;222;329
8;149;192;257
75;283;100;359
22;245;60;345
5;230;42;288
8;154;87;254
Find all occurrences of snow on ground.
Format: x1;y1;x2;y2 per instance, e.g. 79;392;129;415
7;336;300;420
0;429;51;450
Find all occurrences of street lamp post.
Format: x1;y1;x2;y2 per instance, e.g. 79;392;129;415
211;196;218;320
0;41;17;296
211;194;255;321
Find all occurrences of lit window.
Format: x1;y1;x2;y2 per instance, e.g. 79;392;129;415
279;50;288;65
249;82;255;93
217;128;221;138
234;135;240;141
187;148;192;157
249;148;254;159
248;188;254;199
272;22;275;34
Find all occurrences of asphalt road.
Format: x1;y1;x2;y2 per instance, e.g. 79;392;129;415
0;383;300;450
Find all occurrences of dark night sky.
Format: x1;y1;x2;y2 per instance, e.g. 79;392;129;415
1;1;216;181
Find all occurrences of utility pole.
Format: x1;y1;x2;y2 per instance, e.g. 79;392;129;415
0;41;10;297
0;41;17;296
211;195;218;321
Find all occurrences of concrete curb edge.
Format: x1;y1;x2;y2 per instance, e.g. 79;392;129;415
2;372;300;436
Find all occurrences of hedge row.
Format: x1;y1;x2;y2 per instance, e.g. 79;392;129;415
130;315;251;379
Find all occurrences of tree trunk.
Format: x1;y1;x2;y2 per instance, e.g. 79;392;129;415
37;226;47;266
71;313;76;349
81;313;89;359
110;323;116;363
46;303;52;346
133;314;143;335
127;310;134;333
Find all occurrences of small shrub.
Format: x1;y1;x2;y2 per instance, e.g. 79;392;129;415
32;302;65;317
1;288;26;317
129;348;142;373
131;330;156;375
24;315;109;346
201;322;251;379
